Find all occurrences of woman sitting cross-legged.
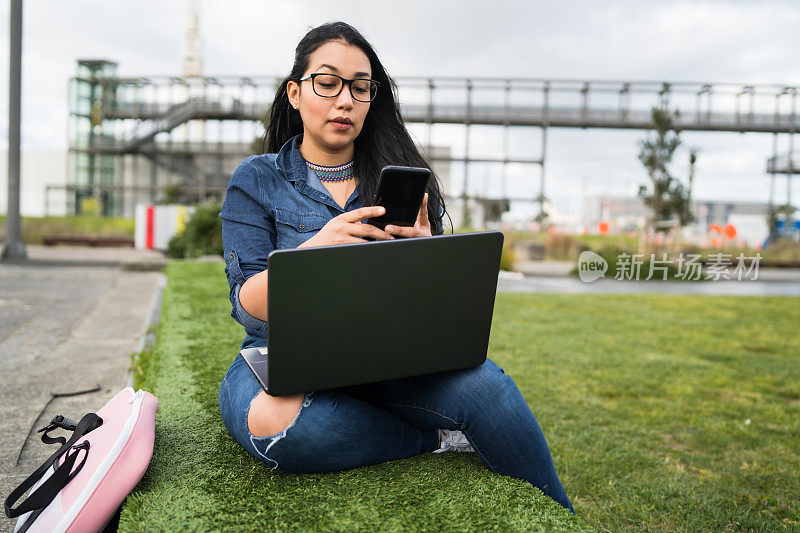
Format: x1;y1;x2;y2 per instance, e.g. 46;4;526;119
217;20;575;515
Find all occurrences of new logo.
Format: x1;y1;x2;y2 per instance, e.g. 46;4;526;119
577;251;608;282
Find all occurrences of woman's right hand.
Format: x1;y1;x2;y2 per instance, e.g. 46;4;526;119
299;206;395;247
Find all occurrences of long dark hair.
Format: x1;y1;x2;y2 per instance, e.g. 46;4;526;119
261;21;450;235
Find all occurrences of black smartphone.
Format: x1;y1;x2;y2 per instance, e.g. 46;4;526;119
365;165;431;238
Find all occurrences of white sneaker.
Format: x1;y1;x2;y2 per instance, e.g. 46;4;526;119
433;429;475;453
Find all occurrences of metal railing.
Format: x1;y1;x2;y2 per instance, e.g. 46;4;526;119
67;75;799;221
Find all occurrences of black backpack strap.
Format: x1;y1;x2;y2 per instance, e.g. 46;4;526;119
11;442;90;533
4;412;102;520
13;507;42;533
36;415;80;446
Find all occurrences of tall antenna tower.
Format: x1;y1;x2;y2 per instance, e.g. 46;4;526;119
182;0;203;78
182;0;205;194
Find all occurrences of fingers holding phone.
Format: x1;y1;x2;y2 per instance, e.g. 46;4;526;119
300;206;394;248
366;165;432;238
385;192;432;238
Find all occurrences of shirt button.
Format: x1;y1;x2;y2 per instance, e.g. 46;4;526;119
299;224;305;229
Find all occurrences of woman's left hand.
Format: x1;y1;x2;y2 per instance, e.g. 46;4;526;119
385;193;433;238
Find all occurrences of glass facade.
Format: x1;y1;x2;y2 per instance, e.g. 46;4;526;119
71;60;118;215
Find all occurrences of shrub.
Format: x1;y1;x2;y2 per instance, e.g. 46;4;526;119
79;196;101;216
544;232;591;261
763;238;800;262
571;243;707;281
499;243;517;272
0;214;134;244
591;244;631;279
167;202;223;259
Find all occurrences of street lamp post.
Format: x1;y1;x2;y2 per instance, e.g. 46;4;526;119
1;0;26;261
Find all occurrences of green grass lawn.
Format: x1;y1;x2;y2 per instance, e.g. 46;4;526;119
121;262;799;531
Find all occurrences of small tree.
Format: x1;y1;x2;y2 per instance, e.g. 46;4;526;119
162;183;183;204
637;107;694;227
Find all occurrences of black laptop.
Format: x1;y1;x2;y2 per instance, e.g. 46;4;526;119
241;230;504;396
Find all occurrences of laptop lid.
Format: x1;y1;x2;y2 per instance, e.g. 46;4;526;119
251;230;503;396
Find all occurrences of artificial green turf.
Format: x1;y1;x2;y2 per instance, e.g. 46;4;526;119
120;262;799;531
120;262;588;532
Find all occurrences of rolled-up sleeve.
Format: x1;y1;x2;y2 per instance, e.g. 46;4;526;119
219;158;276;336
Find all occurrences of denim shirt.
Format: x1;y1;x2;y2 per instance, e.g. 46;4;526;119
219;133;443;351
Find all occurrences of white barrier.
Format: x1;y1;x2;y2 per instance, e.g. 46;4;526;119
134;204;195;251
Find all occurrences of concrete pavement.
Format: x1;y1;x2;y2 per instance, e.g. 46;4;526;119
0;245;166;532
508;259;800;295
497;272;800;296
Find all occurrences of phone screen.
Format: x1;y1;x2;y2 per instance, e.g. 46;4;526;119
366;166;431;233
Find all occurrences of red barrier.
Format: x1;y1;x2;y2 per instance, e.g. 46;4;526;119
145;206;155;249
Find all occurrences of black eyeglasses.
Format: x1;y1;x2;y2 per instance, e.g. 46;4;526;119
298;73;380;102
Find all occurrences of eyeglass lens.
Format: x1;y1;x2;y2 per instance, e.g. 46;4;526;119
312;74;376;101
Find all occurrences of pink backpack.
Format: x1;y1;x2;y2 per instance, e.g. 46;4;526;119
4;387;158;533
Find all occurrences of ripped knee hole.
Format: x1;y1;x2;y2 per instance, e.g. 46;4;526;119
247;390;305;438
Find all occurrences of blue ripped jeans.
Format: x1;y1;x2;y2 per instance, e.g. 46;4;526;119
218;353;574;514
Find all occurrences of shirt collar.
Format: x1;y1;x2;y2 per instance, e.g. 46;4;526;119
275;133;308;184
305;165;328;195
274;132;362;211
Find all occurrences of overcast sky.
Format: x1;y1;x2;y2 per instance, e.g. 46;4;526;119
0;0;798;218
